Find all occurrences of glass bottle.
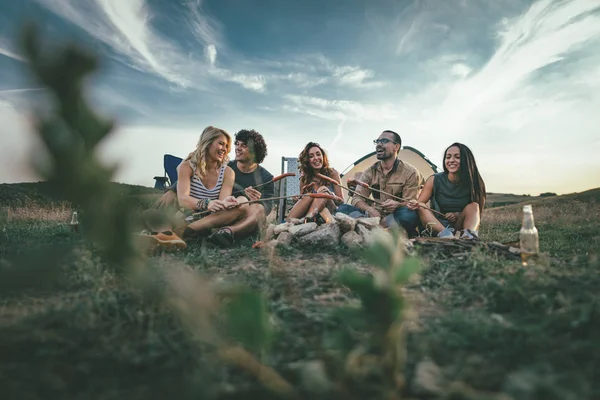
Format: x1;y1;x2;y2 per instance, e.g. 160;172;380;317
70;211;79;233
519;204;539;265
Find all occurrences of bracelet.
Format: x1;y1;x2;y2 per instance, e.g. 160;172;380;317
195;198;209;211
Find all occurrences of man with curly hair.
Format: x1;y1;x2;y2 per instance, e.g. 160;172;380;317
154;129;274;247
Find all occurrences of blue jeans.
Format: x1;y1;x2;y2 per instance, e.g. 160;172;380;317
335;204;419;236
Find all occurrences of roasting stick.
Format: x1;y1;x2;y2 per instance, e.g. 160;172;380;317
350;179;447;218
250;172;296;191
314;173;385;206
190;192;343;218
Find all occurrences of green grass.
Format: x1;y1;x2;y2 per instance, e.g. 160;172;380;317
0;184;599;399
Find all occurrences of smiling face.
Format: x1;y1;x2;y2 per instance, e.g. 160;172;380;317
208;134;229;163
375;131;399;160
307;146;324;170
234;139;252;163
444;145;461;174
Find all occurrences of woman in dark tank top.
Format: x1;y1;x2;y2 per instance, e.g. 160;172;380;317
407;142;486;239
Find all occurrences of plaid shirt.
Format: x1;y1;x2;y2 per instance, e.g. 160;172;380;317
350;158;424;211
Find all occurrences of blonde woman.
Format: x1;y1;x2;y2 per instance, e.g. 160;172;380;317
139;126;249;250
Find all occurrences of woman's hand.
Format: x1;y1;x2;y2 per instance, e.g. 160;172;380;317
207;199;227;212
316;185;331;194
444;212;459;222
223;196;239;209
407;199;420;210
244;187;262;201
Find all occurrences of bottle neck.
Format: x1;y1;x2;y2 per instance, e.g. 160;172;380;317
522;212;535;229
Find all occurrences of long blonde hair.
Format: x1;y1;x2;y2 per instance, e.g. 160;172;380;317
186;126;231;178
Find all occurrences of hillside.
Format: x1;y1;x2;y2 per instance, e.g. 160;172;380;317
1;181;589;209
0;181;159;208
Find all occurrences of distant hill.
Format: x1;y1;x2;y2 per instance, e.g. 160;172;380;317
487;187;600;211
486;193;546;208
1;181;597;211
0;181;159;208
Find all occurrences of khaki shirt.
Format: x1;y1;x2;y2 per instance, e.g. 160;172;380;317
350;158;424;210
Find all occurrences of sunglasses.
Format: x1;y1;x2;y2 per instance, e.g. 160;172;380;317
373;138;397;145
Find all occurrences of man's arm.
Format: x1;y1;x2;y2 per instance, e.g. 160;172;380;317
350;168;378;215
260;170;275;212
402;170;423;202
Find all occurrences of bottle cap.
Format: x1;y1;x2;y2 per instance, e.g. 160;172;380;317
523;204;532;212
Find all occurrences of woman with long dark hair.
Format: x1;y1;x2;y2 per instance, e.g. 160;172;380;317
408;142;486;239
287;142;344;222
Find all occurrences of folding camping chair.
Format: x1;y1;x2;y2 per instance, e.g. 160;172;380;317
277;156;301;223
153;154;183;190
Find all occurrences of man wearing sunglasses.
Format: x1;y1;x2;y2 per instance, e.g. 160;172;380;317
153;129;275;247
337;130;423;236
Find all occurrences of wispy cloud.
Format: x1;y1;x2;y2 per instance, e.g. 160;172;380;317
430;0;600;137
0;38;25;62
34;0;268;92
283;95;398;121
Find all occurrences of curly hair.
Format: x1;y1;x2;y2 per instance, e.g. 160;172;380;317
298;142;334;191
186;126;231;177
234;129;268;164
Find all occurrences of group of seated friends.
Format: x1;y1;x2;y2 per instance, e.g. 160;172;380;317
138;126;486;251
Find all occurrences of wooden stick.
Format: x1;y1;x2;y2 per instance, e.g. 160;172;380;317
251;172;296;191
351;180;446;218
191;192;342;218
315;173;384;206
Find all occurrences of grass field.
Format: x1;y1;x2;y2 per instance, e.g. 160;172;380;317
0;183;598;400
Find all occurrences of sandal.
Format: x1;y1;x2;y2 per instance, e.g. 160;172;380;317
209;227;235;248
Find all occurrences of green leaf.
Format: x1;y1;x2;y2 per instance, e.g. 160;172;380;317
223;289;273;353
360;241;393;270
394;256;422;284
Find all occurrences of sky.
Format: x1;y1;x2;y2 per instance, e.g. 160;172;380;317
0;0;599;195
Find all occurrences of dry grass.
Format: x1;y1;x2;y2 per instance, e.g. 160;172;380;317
0;203;73;223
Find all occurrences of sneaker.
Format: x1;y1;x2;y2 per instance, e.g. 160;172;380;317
209;227;235;248
460;229;479;240
437;226;455;239
136;230;187;252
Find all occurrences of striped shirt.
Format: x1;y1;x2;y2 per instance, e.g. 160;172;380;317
189;165;226;200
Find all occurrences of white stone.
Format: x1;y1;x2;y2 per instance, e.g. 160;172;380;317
276;231;293;246
411;359;444;396
289;222;318;237
356;224;371;240
356;217;381;229
341;231;363;248
274;222;293;235
334;212;356;233
297;223;340;248
264;224;276;241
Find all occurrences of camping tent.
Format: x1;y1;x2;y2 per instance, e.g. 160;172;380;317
339;146;440;203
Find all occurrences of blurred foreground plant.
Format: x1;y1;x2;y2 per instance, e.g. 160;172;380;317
18;22;297;399
332;227;422;399
20;23;143;272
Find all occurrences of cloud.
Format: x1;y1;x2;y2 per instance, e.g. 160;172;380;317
283;95;398;121
187;0;224;48
205;44;217;66
430;0;600;137
0;47;24;62
34;0;268;92
333;66;387;88
34;0;191;86
0;38;25;62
